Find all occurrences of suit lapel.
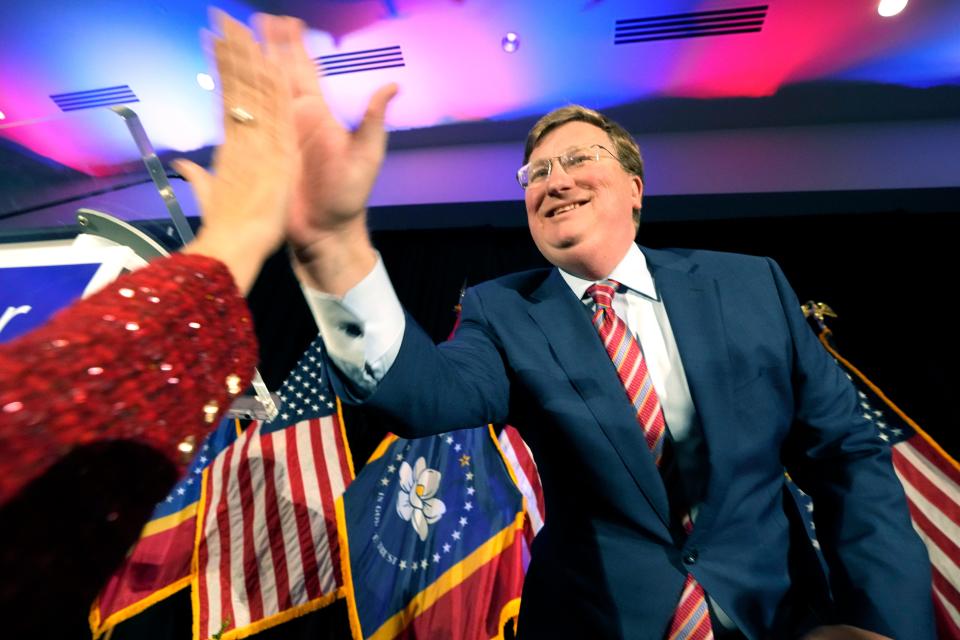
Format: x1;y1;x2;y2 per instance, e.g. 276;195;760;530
527;268;671;528
643;248;736;539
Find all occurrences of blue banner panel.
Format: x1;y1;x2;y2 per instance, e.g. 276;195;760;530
0;263;101;343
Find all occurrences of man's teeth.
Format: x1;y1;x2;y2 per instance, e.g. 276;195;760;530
554;203;581;215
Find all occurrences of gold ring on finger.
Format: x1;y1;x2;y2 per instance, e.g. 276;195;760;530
228;106;255;124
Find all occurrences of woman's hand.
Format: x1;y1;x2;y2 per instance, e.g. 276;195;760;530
178;10;296;294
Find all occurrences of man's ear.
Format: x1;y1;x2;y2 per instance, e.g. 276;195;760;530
631;176;644;210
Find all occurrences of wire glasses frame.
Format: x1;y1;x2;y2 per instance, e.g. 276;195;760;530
516;144;619;189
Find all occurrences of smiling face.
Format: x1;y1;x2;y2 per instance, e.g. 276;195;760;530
524;121;643;280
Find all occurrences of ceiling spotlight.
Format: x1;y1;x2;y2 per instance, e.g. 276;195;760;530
501;32;519;53
878;0;908;17
0;110;5;120
196;72;215;91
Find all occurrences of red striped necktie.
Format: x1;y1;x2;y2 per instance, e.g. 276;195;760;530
586;280;714;640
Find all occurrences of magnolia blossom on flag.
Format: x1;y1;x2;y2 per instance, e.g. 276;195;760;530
396;457;447;541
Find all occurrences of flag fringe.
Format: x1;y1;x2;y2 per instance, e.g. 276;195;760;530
89;576;191;639
494;597;522;640
335;495;364;640
218;589;345;640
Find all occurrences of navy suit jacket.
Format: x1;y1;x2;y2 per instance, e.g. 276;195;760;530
335;246;933;639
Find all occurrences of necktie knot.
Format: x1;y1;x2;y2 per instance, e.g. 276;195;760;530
586;279;620;310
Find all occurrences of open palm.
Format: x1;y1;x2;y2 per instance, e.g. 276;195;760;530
256;14;397;251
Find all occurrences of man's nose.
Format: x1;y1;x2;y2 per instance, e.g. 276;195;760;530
545;159;575;193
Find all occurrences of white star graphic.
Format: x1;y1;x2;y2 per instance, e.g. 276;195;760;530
421;559;429;569
459;517;468;527
282;413;290;421
387;465;396;473
433;553;441;563
443;543;451;553
466;487;475;495
452;530;461;540
326;402;334;408
454;443;462;452
380;477;390;486
465;472;474;481
199;456;208;464
399;560;406;570
464;502;473;511
177;487;186;495
879;433;890;441
446;436;454;444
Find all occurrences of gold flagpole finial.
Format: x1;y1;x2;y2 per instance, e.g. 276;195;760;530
801;300;838;333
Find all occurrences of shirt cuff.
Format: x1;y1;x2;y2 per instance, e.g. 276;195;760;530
299;254;405;392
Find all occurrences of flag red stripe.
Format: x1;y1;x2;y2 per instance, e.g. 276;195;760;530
216;440;237;632
237;426;265;621
906;435;960;484
932;565;960;619
504;427;544;523
285;423;322;600
893;448;960;528
260;431;292;612
97;514;196;618
308;418;342;585
897;480;960;577
909;502;960;593
933;592;960;640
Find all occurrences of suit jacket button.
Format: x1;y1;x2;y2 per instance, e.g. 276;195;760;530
682;549;698;565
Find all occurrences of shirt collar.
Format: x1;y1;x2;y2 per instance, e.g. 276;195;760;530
558;243;659;302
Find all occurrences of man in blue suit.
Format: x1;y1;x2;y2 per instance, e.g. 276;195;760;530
258;16;934;639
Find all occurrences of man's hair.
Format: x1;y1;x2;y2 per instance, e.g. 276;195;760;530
523;105;644;226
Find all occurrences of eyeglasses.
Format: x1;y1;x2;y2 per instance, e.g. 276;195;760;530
516;144;618;189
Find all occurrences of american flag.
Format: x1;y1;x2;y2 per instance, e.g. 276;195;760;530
195;337;353;639
497;425;545;544
819;335;960;638
92;418;241;638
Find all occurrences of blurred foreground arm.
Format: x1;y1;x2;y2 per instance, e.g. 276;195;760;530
0;10;295;504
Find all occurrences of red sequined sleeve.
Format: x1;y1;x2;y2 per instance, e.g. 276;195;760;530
0;253;259;505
